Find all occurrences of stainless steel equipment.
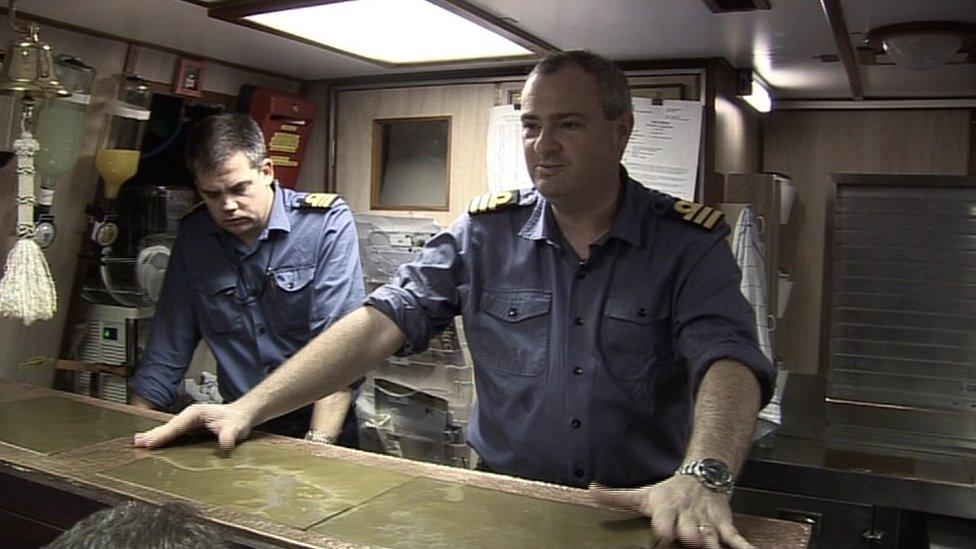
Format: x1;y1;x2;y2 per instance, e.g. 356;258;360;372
70;302;152;403
353;213;476;468
85;185;194;307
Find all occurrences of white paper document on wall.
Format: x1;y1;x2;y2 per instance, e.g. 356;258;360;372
486;104;533;193
622;98;703;201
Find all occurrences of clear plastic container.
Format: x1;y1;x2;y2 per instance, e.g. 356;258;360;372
34;56;96;204
95;74;151;199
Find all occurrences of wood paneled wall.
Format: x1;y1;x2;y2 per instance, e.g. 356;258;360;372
334;84;499;227
706;60;761;204
711;62;761;178
763;109;972;374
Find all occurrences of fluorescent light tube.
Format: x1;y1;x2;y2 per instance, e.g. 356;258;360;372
245;0;533;65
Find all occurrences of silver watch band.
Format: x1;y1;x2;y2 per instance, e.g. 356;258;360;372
304;430;337;444
674;458;734;494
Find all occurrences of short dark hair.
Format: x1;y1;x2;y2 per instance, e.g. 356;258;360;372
529;50;632;120
184;113;267;178
45;501;226;549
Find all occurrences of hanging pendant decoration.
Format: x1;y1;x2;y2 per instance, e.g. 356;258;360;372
0;99;57;324
0;1;70;325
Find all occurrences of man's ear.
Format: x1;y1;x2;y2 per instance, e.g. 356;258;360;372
261;158;275;184
615;111;634;157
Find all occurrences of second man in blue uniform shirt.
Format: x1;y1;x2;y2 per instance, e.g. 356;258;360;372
128;113;365;445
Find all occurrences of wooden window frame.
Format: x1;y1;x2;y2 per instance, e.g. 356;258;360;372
370;116;452;212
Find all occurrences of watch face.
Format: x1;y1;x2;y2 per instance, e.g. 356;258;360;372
696;458;733;488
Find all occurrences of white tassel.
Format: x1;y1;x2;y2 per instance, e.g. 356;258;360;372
0;238;57;324
0;123;58;324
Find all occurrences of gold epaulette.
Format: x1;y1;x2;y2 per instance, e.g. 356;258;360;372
468;190;519;215
299;193;340;209
672;199;724;230
180;202;207;221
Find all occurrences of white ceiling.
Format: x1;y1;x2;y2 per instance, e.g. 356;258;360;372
13;0;976;101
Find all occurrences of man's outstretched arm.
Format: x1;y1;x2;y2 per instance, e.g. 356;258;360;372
133;306;405;450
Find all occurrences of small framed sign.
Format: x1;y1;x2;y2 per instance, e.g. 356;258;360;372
173;57;204;97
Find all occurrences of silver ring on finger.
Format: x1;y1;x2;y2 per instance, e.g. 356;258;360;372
698;523;715;536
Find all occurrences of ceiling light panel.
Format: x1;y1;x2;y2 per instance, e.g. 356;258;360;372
242;0;534;65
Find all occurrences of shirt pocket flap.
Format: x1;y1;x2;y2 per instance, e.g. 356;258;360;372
272;265;315;292
198;271;237;297
481;289;551;323
605;296;655;326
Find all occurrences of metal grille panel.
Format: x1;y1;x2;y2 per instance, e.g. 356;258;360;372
825;180;976;453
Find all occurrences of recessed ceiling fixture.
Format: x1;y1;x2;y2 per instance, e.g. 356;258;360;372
865;21;976;71
209;0;553;67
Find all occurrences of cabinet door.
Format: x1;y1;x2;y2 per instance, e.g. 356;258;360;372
732;487;878;548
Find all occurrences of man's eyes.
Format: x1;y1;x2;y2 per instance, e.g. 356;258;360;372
520;120;582;134
202;182;249;199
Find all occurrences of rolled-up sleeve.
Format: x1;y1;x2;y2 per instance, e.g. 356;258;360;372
127;238;200;408
674;228;775;406
365;222;465;356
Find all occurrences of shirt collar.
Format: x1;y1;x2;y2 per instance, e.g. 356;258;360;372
518;167;647;248
518;191;560;244
605;167;646;248
260;180;290;240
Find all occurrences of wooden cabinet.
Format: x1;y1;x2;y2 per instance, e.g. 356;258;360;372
733;487;911;549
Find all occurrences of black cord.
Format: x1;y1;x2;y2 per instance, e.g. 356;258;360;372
218;233;278;307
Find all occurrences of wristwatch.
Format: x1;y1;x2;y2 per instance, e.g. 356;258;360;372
675;458;734;495
304;430;337;444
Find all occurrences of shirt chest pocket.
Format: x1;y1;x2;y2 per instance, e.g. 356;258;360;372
601;296;674;381
265;264;316;333
194;273;243;335
469;289;551;376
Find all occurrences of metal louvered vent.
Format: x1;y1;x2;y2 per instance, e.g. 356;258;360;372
824;175;976;454
98;374;129;404
77;319;127;365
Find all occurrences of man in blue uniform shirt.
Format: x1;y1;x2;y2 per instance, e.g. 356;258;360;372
137;53;773;548
128;113;365;446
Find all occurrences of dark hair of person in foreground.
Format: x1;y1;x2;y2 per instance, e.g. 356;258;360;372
45;500;226;549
